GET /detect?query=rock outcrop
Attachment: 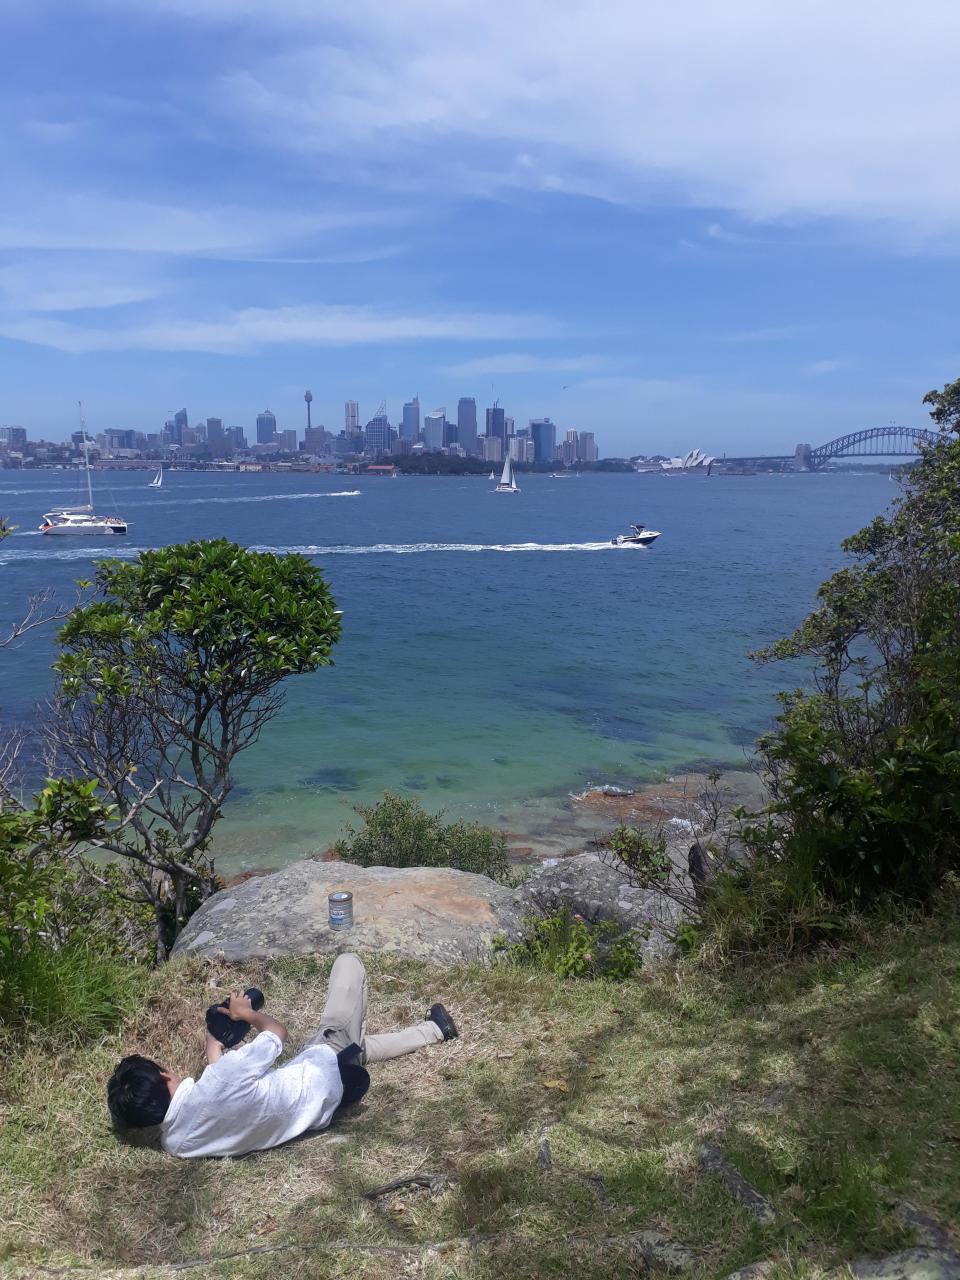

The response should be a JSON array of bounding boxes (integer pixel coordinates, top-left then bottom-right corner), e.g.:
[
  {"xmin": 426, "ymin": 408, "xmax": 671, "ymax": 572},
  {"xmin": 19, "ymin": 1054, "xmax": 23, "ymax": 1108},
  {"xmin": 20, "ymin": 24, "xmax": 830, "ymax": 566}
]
[
  {"xmin": 172, "ymin": 861, "xmax": 527, "ymax": 964},
  {"xmin": 173, "ymin": 850, "xmax": 689, "ymax": 965},
  {"xmin": 519, "ymin": 850, "xmax": 685, "ymax": 961}
]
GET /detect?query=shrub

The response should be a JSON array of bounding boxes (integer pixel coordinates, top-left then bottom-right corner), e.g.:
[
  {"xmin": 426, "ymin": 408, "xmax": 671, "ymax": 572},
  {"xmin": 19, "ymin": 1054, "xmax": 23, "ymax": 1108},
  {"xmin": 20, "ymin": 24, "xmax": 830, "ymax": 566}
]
[
  {"xmin": 333, "ymin": 792, "xmax": 510, "ymax": 881},
  {"xmin": 500, "ymin": 905, "xmax": 645, "ymax": 980},
  {"xmin": 739, "ymin": 379, "xmax": 960, "ymax": 917}
]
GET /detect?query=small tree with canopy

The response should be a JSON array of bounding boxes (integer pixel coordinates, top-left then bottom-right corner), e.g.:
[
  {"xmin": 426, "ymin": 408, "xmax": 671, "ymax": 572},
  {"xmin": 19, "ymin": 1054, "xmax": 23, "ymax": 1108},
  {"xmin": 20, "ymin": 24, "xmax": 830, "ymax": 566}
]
[{"xmin": 48, "ymin": 539, "xmax": 341, "ymax": 958}]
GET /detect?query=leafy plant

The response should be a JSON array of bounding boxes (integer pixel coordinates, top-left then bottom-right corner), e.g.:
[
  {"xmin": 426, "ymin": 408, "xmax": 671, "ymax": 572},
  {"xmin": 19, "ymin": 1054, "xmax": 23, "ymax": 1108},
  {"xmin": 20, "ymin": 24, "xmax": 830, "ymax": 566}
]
[
  {"xmin": 500, "ymin": 905, "xmax": 645, "ymax": 980},
  {"xmin": 333, "ymin": 791, "xmax": 510, "ymax": 881},
  {"xmin": 47, "ymin": 540, "xmax": 341, "ymax": 958},
  {"xmin": 742, "ymin": 380, "xmax": 960, "ymax": 911}
]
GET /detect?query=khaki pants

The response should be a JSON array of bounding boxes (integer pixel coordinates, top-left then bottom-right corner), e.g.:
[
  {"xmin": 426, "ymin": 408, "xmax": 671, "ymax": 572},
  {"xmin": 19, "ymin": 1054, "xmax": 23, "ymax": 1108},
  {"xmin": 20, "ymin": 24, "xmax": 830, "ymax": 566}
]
[{"xmin": 306, "ymin": 953, "xmax": 443, "ymax": 1064}]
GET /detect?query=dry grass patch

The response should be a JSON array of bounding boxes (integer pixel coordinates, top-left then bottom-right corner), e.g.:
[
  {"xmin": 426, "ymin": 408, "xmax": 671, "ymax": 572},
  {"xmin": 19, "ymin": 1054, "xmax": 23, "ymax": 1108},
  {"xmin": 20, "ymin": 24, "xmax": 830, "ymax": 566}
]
[{"xmin": 2, "ymin": 913, "xmax": 960, "ymax": 1279}]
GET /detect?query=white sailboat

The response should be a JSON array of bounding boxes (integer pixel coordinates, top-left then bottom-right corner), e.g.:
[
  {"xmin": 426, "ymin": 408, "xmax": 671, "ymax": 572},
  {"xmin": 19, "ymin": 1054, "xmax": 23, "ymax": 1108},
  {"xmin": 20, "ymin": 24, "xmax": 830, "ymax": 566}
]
[
  {"xmin": 149, "ymin": 464, "xmax": 163, "ymax": 488},
  {"xmin": 40, "ymin": 406, "xmax": 128, "ymax": 536},
  {"xmin": 494, "ymin": 455, "xmax": 520, "ymax": 493}
]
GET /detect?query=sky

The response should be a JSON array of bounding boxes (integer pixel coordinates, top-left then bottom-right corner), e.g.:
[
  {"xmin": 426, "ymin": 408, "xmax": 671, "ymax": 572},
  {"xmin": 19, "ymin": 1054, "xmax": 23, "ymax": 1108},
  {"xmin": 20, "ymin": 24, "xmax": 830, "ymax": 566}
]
[{"xmin": 2, "ymin": 0, "xmax": 960, "ymax": 455}]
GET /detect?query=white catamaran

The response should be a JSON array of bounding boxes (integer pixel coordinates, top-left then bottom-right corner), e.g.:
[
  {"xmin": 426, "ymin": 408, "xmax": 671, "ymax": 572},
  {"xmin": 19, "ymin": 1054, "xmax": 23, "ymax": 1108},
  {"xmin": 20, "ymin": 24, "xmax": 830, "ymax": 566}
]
[
  {"xmin": 40, "ymin": 407, "xmax": 128, "ymax": 536},
  {"xmin": 494, "ymin": 455, "xmax": 520, "ymax": 493},
  {"xmin": 149, "ymin": 464, "xmax": 163, "ymax": 488}
]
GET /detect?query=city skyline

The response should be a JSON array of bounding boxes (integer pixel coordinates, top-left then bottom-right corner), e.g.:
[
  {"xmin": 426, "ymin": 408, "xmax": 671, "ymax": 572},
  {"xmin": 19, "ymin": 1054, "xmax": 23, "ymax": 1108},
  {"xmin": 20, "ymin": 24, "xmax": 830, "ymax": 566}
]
[{"xmin": 2, "ymin": 3, "xmax": 960, "ymax": 453}]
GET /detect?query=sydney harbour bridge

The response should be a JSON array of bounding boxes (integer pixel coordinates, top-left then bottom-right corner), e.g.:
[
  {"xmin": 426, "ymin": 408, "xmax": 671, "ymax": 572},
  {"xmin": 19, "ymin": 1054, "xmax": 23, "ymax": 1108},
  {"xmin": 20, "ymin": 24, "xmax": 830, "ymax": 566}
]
[{"xmin": 721, "ymin": 424, "xmax": 939, "ymax": 471}]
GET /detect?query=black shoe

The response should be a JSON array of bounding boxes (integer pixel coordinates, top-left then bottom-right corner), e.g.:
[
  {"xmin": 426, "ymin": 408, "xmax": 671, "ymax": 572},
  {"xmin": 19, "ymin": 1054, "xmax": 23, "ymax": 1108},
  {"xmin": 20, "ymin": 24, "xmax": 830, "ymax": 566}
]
[{"xmin": 429, "ymin": 1003, "xmax": 459, "ymax": 1041}]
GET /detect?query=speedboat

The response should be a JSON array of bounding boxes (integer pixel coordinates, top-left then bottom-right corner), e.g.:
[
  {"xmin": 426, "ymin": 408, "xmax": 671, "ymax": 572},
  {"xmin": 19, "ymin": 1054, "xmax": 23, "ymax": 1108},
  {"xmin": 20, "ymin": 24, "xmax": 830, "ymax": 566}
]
[{"xmin": 612, "ymin": 522, "xmax": 660, "ymax": 546}]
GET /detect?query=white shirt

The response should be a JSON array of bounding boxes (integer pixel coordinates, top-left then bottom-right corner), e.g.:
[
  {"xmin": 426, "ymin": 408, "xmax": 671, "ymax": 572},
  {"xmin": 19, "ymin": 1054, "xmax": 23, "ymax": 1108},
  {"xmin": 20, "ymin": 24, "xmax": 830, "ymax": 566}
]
[{"xmin": 161, "ymin": 1031, "xmax": 344, "ymax": 1159}]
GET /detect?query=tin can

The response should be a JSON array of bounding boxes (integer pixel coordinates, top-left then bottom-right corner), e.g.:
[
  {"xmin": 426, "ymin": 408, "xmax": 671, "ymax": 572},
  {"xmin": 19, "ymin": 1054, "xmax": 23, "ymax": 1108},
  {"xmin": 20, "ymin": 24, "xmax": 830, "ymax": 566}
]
[{"xmin": 329, "ymin": 891, "xmax": 354, "ymax": 930}]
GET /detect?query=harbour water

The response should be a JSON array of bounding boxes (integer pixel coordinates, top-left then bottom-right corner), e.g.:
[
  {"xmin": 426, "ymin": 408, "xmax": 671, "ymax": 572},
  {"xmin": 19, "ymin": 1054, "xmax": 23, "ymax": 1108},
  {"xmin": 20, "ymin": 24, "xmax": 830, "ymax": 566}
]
[{"xmin": 0, "ymin": 468, "xmax": 893, "ymax": 873}]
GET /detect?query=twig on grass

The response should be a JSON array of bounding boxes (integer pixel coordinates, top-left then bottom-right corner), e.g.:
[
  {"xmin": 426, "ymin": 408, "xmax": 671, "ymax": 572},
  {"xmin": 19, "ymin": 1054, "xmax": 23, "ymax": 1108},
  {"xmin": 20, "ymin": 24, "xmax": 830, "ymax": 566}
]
[{"xmin": 364, "ymin": 1172, "xmax": 452, "ymax": 1200}]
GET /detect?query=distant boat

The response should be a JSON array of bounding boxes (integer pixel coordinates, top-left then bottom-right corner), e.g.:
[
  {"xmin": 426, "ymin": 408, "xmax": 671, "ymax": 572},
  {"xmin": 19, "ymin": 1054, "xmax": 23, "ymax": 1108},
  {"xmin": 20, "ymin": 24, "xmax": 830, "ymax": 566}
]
[
  {"xmin": 494, "ymin": 456, "xmax": 520, "ymax": 493},
  {"xmin": 550, "ymin": 471, "xmax": 574, "ymax": 478},
  {"xmin": 488, "ymin": 470, "xmax": 495, "ymax": 480},
  {"xmin": 149, "ymin": 464, "xmax": 163, "ymax": 488},
  {"xmin": 40, "ymin": 405, "xmax": 128, "ymax": 537}
]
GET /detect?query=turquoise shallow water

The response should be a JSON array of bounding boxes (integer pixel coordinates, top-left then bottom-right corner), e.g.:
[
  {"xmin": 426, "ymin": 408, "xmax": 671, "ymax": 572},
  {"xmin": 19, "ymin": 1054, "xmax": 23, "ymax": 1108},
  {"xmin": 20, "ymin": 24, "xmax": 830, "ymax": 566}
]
[{"xmin": 0, "ymin": 468, "xmax": 893, "ymax": 871}]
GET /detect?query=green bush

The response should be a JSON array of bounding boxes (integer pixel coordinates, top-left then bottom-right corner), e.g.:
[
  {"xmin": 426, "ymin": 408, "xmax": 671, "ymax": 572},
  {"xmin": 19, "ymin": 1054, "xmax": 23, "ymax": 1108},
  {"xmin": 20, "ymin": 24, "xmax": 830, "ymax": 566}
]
[
  {"xmin": 333, "ymin": 792, "xmax": 510, "ymax": 881},
  {"xmin": 500, "ymin": 905, "xmax": 645, "ymax": 980},
  {"xmin": 735, "ymin": 379, "xmax": 960, "ymax": 923}
]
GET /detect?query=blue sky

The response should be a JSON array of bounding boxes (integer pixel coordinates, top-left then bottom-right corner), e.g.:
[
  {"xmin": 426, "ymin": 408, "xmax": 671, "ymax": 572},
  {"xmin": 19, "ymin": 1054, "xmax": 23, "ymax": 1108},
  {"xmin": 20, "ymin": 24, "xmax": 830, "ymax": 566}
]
[{"xmin": 2, "ymin": 0, "xmax": 959, "ymax": 454}]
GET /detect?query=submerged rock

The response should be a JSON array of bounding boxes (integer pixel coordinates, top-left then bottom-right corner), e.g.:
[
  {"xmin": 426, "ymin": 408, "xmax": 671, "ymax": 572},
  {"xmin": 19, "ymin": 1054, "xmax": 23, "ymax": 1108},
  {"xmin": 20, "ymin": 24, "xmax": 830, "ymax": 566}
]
[{"xmin": 172, "ymin": 860, "xmax": 527, "ymax": 964}]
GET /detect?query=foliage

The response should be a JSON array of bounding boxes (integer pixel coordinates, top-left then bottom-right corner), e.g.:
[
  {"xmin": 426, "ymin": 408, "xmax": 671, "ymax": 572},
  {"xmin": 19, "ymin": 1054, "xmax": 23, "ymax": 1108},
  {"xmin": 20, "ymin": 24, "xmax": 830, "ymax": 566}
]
[
  {"xmin": 500, "ymin": 904, "xmax": 645, "ymax": 979},
  {"xmin": 48, "ymin": 539, "xmax": 341, "ymax": 958},
  {"xmin": 0, "ymin": 780, "xmax": 113, "ymax": 970},
  {"xmin": 740, "ymin": 378, "xmax": 960, "ymax": 912},
  {"xmin": 333, "ymin": 791, "xmax": 510, "ymax": 880}
]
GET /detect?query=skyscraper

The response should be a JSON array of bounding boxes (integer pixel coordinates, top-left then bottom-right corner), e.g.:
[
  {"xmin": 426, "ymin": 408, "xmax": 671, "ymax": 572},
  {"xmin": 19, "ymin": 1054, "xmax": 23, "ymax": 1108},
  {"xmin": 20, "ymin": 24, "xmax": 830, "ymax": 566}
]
[
  {"xmin": 206, "ymin": 417, "xmax": 225, "ymax": 455},
  {"xmin": 578, "ymin": 431, "xmax": 598, "ymax": 462},
  {"xmin": 423, "ymin": 410, "xmax": 446, "ymax": 451},
  {"xmin": 401, "ymin": 397, "xmax": 420, "ymax": 442},
  {"xmin": 530, "ymin": 418, "xmax": 557, "ymax": 464},
  {"xmin": 457, "ymin": 398, "xmax": 478, "ymax": 455},
  {"xmin": 485, "ymin": 402, "xmax": 505, "ymax": 442},
  {"xmin": 256, "ymin": 410, "xmax": 277, "ymax": 444},
  {"xmin": 364, "ymin": 409, "xmax": 391, "ymax": 457},
  {"xmin": 279, "ymin": 429, "xmax": 298, "ymax": 453},
  {"xmin": 345, "ymin": 401, "xmax": 359, "ymax": 432},
  {"xmin": 169, "ymin": 408, "xmax": 188, "ymax": 446}
]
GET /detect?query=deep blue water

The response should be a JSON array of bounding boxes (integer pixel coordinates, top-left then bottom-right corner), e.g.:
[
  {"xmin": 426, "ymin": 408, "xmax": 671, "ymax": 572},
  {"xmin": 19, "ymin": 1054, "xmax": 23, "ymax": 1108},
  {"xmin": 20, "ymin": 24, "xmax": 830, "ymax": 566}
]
[{"xmin": 0, "ymin": 468, "xmax": 893, "ymax": 869}]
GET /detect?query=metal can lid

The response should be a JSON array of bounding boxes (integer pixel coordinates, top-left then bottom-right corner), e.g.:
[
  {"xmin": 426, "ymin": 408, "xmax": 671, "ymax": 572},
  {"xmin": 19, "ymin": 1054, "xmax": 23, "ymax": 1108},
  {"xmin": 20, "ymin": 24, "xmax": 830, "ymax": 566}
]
[{"xmin": 329, "ymin": 891, "xmax": 353, "ymax": 903}]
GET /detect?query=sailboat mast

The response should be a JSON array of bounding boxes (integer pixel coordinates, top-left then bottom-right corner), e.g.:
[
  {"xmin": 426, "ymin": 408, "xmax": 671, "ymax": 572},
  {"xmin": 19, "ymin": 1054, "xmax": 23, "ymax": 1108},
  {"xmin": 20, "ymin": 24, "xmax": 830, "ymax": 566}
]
[{"xmin": 79, "ymin": 401, "xmax": 94, "ymax": 508}]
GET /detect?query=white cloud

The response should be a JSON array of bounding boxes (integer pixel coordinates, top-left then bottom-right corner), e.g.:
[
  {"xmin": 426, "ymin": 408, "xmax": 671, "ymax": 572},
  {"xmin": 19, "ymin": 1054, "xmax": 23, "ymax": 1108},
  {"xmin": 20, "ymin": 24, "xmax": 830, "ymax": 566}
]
[
  {"xmin": 113, "ymin": 0, "xmax": 960, "ymax": 238},
  {"xmin": 20, "ymin": 119, "xmax": 83, "ymax": 143},
  {"xmin": 806, "ymin": 359, "xmax": 843, "ymax": 376},
  {"xmin": 444, "ymin": 353, "xmax": 608, "ymax": 376},
  {"xmin": 0, "ymin": 303, "xmax": 559, "ymax": 354},
  {"xmin": 0, "ymin": 195, "xmax": 390, "ymax": 256},
  {"xmin": 0, "ymin": 263, "xmax": 163, "ymax": 312}
]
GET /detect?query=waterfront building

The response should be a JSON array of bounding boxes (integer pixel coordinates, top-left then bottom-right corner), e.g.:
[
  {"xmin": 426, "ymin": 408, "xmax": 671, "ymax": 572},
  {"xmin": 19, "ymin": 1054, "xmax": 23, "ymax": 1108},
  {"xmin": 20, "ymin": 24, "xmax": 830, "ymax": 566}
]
[
  {"xmin": 481, "ymin": 435, "xmax": 503, "ymax": 463},
  {"xmin": 256, "ymin": 410, "xmax": 277, "ymax": 444},
  {"xmin": 226, "ymin": 425, "xmax": 247, "ymax": 450},
  {"xmin": 457, "ymin": 397, "xmax": 478, "ymax": 455},
  {"xmin": 345, "ymin": 400, "xmax": 360, "ymax": 432},
  {"xmin": 401, "ymin": 396, "xmax": 420, "ymax": 442},
  {"xmin": 0, "ymin": 426, "xmax": 28, "ymax": 448},
  {"xmin": 423, "ymin": 410, "xmax": 446, "ymax": 452},
  {"xmin": 485, "ymin": 403, "xmax": 505, "ymax": 442},
  {"xmin": 278, "ymin": 429, "xmax": 298, "ymax": 453},
  {"xmin": 104, "ymin": 428, "xmax": 137, "ymax": 452},
  {"xmin": 530, "ymin": 418, "xmax": 557, "ymax": 464}
]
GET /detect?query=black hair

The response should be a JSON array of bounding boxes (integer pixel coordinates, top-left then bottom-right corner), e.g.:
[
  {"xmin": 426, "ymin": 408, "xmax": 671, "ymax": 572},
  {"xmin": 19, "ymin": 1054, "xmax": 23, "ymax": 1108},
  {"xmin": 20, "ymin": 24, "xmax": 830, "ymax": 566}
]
[{"xmin": 107, "ymin": 1055, "xmax": 171, "ymax": 1129}]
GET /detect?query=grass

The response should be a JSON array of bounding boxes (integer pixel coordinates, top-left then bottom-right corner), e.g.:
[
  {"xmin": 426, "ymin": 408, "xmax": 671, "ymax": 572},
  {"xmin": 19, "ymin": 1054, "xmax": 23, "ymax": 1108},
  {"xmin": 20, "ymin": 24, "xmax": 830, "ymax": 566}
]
[{"xmin": 2, "ymin": 908, "xmax": 959, "ymax": 1280}]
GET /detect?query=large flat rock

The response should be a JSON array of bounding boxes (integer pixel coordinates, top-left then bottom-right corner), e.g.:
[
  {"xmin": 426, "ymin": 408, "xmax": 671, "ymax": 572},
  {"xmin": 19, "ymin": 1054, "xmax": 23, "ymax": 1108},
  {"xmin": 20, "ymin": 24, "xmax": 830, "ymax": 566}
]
[{"xmin": 172, "ymin": 860, "xmax": 527, "ymax": 964}]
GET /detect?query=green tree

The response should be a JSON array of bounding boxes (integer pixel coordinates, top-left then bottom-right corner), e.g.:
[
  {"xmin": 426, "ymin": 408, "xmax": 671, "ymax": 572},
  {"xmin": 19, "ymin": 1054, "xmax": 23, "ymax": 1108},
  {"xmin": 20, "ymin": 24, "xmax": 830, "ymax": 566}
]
[
  {"xmin": 48, "ymin": 539, "xmax": 341, "ymax": 957},
  {"xmin": 747, "ymin": 378, "xmax": 960, "ymax": 907}
]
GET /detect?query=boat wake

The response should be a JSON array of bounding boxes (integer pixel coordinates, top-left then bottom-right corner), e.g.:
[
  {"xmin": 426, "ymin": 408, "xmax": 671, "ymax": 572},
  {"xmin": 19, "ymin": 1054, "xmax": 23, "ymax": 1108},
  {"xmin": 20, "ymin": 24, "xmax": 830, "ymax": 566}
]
[
  {"xmin": 264, "ymin": 540, "xmax": 635, "ymax": 556},
  {"xmin": 0, "ymin": 538, "xmax": 649, "ymax": 563},
  {"xmin": 148, "ymin": 490, "xmax": 362, "ymax": 506}
]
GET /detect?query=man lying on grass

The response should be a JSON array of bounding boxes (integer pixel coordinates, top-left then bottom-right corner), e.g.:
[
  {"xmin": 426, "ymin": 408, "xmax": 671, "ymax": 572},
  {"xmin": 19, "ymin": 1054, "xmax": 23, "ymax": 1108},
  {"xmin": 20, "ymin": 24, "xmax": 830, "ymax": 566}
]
[{"xmin": 107, "ymin": 953, "xmax": 459, "ymax": 1158}]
